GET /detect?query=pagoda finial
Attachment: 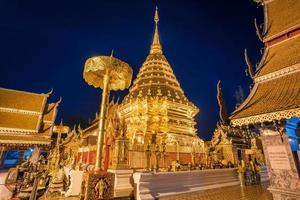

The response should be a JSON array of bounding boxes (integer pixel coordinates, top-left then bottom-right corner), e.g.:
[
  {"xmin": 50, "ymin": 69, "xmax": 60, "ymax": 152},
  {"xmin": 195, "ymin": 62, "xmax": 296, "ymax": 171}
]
[
  {"xmin": 150, "ymin": 6, "xmax": 162, "ymax": 54},
  {"xmin": 154, "ymin": 6, "xmax": 159, "ymax": 23}
]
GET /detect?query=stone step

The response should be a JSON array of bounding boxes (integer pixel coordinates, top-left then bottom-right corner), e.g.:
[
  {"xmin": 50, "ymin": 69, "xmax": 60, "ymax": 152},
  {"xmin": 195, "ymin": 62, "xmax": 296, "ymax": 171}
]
[
  {"xmin": 139, "ymin": 176, "xmax": 239, "ymax": 191},
  {"xmin": 134, "ymin": 169, "xmax": 240, "ymax": 200}
]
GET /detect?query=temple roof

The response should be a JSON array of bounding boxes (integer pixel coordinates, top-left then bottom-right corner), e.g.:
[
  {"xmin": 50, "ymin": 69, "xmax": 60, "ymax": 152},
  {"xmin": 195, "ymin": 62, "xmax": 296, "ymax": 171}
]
[
  {"xmin": 263, "ymin": 0, "xmax": 300, "ymax": 42},
  {"xmin": 0, "ymin": 87, "xmax": 58, "ymax": 146},
  {"xmin": 231, "ymin": 71, "xmax": 300, "ymax": 126},
  {"xmin": 122, "ymin": 8, "xmax": 197, "ymax": 110},
  {"xmin": 230, "ymin": 1, "xmax": 300, "ymax": 126},
  {"xmin": 0, "ymin": 112, "xmax": 40, "ymax": 131},
  {"xmin": 256, "ymin": 35, "xmax": 300, "ymax": 77},
  {"xmin": 0, "ymin": 134, "xmax": 50, "ymax": 146},
  {"xmin": 0, "ymin": 87, "xmax": 47, "ymax": 112}
]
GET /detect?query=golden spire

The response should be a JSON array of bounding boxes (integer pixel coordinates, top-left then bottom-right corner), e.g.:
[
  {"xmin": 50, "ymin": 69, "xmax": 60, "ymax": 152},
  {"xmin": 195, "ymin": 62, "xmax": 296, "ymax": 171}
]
[{"xmin": 150, "ymin": 6, "xmax": 162, "ymax": 54}]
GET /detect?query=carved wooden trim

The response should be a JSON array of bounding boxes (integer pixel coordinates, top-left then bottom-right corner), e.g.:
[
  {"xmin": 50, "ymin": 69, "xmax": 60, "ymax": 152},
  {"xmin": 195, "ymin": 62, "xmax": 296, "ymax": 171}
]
[{"xmin": 231, "ymin": 108, "xmax": 300, "ymax": 127}]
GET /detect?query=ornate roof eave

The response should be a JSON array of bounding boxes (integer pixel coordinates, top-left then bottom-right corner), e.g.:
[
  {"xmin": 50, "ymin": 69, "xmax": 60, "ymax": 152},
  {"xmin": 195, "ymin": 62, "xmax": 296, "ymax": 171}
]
[
  {"xmin": 255, "ymin": 63, "xmax": 300, "ymax": 83},
  {"xmin": 230, "ymin": 68, "xmax": 300, "ymax": 127},
  {"xmin": 0, "ymin": 127, "xmax": 38, "ymax": 134},
  {"xmin": 0, "ymin": 135, "xmax": 51, "ymax": 146},
  {"xmin": 231, "ymin": 107, "xmax": 300, "ymax": 127}
]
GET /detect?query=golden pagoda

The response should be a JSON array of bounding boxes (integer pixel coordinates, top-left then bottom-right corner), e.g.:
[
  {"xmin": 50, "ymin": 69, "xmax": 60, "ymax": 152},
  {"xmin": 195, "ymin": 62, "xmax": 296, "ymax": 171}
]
[{"xmin": 119, "ymin": 8, "xmax": 204, "ymax": 169}]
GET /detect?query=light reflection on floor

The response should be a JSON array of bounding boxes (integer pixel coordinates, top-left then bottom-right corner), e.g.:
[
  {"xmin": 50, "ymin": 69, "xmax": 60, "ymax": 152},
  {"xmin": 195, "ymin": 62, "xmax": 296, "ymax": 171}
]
[
  {"xmin": 0, "ymin": 170, "xmax": 272, "ymax": 200},
  {"xmin": 160, "ymin": 182, "xmax": 273, "ymax": 200}
]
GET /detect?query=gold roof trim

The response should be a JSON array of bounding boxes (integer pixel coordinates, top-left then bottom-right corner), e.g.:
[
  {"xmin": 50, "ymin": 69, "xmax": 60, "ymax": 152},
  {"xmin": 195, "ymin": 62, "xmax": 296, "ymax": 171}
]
[
  {"xmin": 255, "ymin": 63, "xmax": 300, "ymax": 83},
  {"xmin": 230, "ymin": 71, "xmax": 300, "ymax": 125},
  {"xmin": 0, "ymin": 127, "xmax": 37, "ymax": 134},
  {"xmin": 231, "ymin": 108, "xmax": 300, "ymax": 127},
  {"xmin": 0, "ymin": 107, "xmax": 40, "ymax": 115},
  {"xmin": 0, "ymin": 135, "xmax": 50, "ymax": 145}
]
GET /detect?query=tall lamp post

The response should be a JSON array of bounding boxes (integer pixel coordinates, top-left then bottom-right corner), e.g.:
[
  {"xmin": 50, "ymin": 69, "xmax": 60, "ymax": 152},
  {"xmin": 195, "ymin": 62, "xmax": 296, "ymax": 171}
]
[{"xmin": 83, "ymin": 54, "xmax": 133, "ymax": 172}]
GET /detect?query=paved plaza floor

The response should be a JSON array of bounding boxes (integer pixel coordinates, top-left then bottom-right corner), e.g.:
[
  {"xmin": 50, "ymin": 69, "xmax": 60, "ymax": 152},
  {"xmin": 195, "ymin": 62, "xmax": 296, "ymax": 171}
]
[
  {"xmin": 161, "ymin": 182, "xmax": 273, "ymax": 200},
  {"xmin": 42, "ymin": 183, "xmax": 273, "ymax": 200},
  {"xmin": 0, "ymin": 170, "xmax": 272, "ymax": 200}
]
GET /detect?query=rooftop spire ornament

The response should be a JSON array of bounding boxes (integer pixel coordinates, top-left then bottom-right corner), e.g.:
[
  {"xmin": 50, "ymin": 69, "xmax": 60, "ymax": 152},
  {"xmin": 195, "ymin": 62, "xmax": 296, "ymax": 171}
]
[
  {"xmin": 83, "ymin": 53, "xmax": 133, "ymax": 172},
  {"xmin": 150, "ymin": 6, "xmax": 162, "ymax": 54}
]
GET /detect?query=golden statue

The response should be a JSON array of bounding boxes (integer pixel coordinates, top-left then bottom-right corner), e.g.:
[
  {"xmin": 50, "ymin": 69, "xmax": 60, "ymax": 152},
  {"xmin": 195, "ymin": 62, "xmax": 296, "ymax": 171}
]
[{"xmin": 94, "ymin": 178, "xmax": 107, "ymax": 199}]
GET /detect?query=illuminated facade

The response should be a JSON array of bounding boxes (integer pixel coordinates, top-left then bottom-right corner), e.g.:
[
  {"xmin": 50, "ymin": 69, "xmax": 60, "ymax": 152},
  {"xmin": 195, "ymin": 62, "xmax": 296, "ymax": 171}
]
[
  {"xmin": 118, "ymin": 8, "xmax": 204, "ymax": 169},
  {"xmin": 73, "ymin": 8, "xmax": 205, "ymax": 170}
]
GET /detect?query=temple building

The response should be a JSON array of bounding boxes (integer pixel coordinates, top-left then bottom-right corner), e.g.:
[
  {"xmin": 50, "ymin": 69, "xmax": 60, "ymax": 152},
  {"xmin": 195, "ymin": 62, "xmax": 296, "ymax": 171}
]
[
  {"xmin": 73, "ymin": 8, "xmax": 205, "ymax": 171},
  {"xmin": 229, "ymin": 0, "xmax": 300, "ymax": 199},
  {"xmin": 119, "ymin": 8, "xmax": 204, "ymax": 169},
  {"xmin": 0, "ymin": 87, "xmax": 60, "ymax": 168},
  {"xmin": 76, "ymin": 101, "xmax": 120, "ymax": 170}
]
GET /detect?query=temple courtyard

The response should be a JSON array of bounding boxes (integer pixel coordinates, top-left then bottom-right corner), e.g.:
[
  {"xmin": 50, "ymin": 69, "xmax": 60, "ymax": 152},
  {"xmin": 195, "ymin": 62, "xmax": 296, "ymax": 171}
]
[
  {"xmin": 0, "ymin": 0, "xmax": 300, "ymax": 200},
  {"xmin": 0, "ymin": 170, "xmax": 272, "ymax": 200}
]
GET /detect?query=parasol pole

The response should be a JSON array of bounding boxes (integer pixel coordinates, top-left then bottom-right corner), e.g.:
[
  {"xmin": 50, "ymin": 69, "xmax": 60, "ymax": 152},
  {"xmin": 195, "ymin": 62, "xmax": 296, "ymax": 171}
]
[
  {"xmin": 83, "ymin": 52, "xmax": 132, "ymax": 173},
  {"xmin": 95, "ymin": 71, "xmax": 110, "ymax": 172}
]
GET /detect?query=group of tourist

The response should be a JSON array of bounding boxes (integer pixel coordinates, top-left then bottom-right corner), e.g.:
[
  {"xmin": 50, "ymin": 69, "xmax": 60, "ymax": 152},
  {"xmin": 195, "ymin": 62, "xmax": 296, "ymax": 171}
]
[
  {"xmin": 237, "ymin": 156, "xmax": 261, "ymax": 185},
  {"xmin": 167, "ymin": 160, "xmax": 236, "ymax": 172}
]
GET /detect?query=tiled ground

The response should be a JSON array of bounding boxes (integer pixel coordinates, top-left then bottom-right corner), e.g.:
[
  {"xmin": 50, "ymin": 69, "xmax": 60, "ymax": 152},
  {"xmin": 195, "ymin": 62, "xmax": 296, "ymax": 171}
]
[
  {"xmin": 0, "ymin": 170, "xmax": 272, "ymax": 200},
  {"xmin": 161, "ymin": 182, "xmax": 273, "ymax": 200}
]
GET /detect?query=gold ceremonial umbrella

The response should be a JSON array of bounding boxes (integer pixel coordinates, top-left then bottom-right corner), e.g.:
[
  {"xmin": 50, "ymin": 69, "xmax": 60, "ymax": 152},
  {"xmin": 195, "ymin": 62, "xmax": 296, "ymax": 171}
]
[
  {"xmin": 83, "ymin": 55, "xmax": 133, "ymax": 172},
  {"xmin": 83, "ymin": 56, "xmax": 132, "ymax": 90}
]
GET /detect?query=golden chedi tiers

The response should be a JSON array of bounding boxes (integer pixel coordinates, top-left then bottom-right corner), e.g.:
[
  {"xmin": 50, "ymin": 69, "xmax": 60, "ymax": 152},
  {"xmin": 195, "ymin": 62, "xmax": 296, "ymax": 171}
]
[{"xmin": 119, "ymin": 8, "xmax": 204, "ymax": 169}]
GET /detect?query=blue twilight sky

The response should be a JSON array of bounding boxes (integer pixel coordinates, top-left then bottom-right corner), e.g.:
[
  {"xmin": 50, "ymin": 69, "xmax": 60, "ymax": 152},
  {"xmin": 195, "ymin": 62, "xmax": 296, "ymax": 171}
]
[{"xmin": 0, "ymin": 0, "xmax": 263, "ymax": 140}]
